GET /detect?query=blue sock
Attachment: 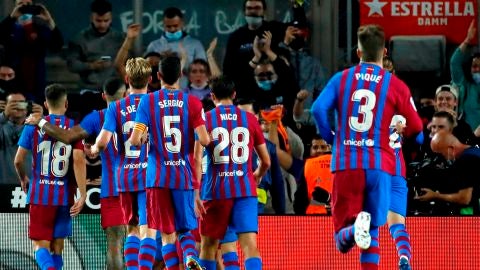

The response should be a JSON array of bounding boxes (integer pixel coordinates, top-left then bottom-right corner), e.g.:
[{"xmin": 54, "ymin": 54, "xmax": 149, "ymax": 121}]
[
  {"xmin": 161, "ymin": 243, "xmax": 179, "ymax": 269},
  {"xmin": 139, "ymin": 238, "xmax": 157, "ymax": 269},
  {"xmin": 199, "ymin": 259, "xmax": 216, "ymax": 270},
  {"xmin": 35, "ymin": 248, "xmax": 55, "ymax": 270},
  {"xmin": 178, "ymin": 231, "xmax": 199, "ymax": 261},
  {"xmin": 51, "ymin": 254, "xmax": 63, "ymax": 269},
  {"xmin": 155, "ymin": 232, "xmax": 163, "ymax": 263},
  {"xmin": 222, "ymin": 252, "xmax": 240, "ymax": 270},
  {"xmin": 124, "ymin": 235, "xmax": 140, "ymax": 270},
  {"xmin": 245, "ymin": 257, "xmax": 262, "ymax": 270},
  {"xmin": 389, "ymin": 223, "xmax": 412, "ymax": 261},
  {"xmin": 360, "ymin": 226, "xmax": 380, "ymax": 268},
  {"xmin": 334, "ymin": 225, "xmax": 355, "ymax": 253}
]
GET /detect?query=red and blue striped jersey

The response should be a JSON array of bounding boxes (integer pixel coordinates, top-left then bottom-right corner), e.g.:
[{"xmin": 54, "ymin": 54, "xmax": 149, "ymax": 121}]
[
  {"xmin": 102, "ymin": 94, "xmax": 148, "ymax": 192},
  {"xmin": 135, "ymin": 89, "xmax": 205, "ymax": 189},
  {"xmin": 18, "ymin": 115, "xmax": 80, "ymax": 206},
  {"xmin": 312, "ymin": 63, "xmax": 422, "ymax": 175},
  {"xmin": 201, "ymin": 105, "xmax": 265, "ymax": 200},
  {"xmin": 80, "ymin": 109, "xmax": 118, "ymax": 198}
]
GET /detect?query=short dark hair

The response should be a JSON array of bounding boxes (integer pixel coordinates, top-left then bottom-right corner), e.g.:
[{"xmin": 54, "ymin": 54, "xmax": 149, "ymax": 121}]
[
  {"xmin": 312, "ymin": 134, "xmax": 324, "ymax": 141},
  {"xmin": 357, "ymin": 24, "xmax": 385, "ymax": 62},
  {"xmin": 163, "ymin": 7, "xmax": 183, "ymax": 19},
  {"xmin": 210, "ymin": 76, "xmax": 235, "ymax": 100},
  {"xmin": 103, "ymin": 77, "xmax": 125, "ymax": 96},
  {"xmin": 45, "ymin": 84, "xmax": 67, "ymax": 108},
  {"xmin": 188, "ymin": 59, "xmax": 210, "ymax": 77},
  {"xmin": 91, "ymin": 0, "xmax": 112, "ymax": 15},
  {"xmin": 160, "ymin": 55, "xmax": 181, "ymax": 85},
  {"xmin": 243, "ymin": 0, "xmax": 267, "ymax": 11},
  {"xmin": 432, "ymin": 111, "xmax": 456, "ymax": 127}
]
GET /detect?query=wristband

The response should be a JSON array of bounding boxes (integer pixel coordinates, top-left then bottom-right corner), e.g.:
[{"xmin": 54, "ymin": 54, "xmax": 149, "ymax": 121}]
[{"xmin": 38, "ymin": 119, "xmax": 47, "ymax": 129}]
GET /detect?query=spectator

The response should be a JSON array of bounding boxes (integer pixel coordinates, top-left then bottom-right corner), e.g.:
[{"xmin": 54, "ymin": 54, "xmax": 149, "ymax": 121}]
[
  {"xmin": 0, "ymin": 90, "xmax": 42, "ymax": 184},
  {"xmin": 223, "ymin": 0, "xmax": 290, "ymax": 99},
  {"xmin": 67, "ymin": 0, "xmax": 125, "ymax": 91},
  {"xmin": 0, "ymin": 63, "xmax": 17, "ymax": 110},
  {"xmin": 450, "ymin": 20, "xmax": 480, "ymax": 131},
  {"xmin": 145, "ymin": 7, "xmax": 206, "ymax": 88},
  {"xmin": 415, "ymin": 131, "xmax": 480, "ymax": 215},
  {"xmin": 293, "ymin": 135, "xmax": 333, "ymax": 215},
  {"xmin": 0, "ymin": 0, "xmax": 63, "ymax": 103}
]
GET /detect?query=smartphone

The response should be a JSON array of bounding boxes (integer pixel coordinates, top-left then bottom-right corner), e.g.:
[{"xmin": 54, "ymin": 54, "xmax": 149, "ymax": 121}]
[
  {"xmin": 16, "ymin": 101, "xmax": 28, "ymax": 110},
  {"xmin": 100, "ymin": 56, "xmax": 112, "ymax": 61}
]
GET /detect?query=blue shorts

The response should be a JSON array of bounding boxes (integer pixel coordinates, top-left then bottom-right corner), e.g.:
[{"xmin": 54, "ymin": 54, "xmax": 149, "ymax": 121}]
[
  {"xmin": 172, "ymin": 189, "xmax": 197, "ymax": 232},
  {"xmin": 29, "ymin": 205, "xmax": 72, "ymax": 241},
  {"xmin": 220, "ymin": 226, "xmax": 237, "ymax": 244},
  {"xmin": 332, "ymin": 169, "xmax": 391, "ymax": 232},
  {"xmin": 389, "ymin": 176, "xmax": 408, "ymax": 217}
]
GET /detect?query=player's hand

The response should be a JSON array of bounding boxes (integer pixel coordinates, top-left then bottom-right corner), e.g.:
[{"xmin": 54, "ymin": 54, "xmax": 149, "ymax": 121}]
[
  {"xmin": 90, "ymin": 144, "xmax": 100, "ymax": 156},
  {"xmin": 70, "ymin": 195, "xmax": 86, "ymax": 217},
  {"xmin": 20, "ymin": 176, "xmax": 29, "ymax": 193},
  {"xmin": 414, "ymin": 188, "xmax": 437, "ymax": 201},
  {"xmin": 25, "ymin": 112, "xmax": 43, "ymax": 125},
  {"xmin": 194, "ymin": 192, "xmax": 206, "ymax": 219}
]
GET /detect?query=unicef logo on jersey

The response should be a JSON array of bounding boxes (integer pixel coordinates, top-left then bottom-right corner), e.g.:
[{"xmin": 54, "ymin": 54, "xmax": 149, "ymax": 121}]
[
  {"xmin": 219, "ymin": 170, "xmax": 244, "ymax": 177},
  {"xmin": 343, "ymin": 138, "xmax": 375, "ymax": 147},
  {"xmin": 164, "ymin": 159, "xmax": 186, "ymax": 166}
]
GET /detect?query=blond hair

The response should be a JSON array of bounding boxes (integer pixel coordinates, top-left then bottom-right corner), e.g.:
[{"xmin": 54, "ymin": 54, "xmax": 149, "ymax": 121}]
[{"xmin": 125, "ymin": 57, "xmax": 151, "ymax": 89}]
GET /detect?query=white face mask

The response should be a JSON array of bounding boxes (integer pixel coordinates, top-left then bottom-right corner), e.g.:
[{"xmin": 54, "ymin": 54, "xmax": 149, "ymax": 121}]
[{"xmin": 190, "ymin": 82, "xmax": 208, "ymax": 90}]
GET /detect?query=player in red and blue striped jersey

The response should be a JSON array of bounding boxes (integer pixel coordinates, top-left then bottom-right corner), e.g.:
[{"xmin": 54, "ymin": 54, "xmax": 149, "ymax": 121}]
[
  {"xmin": 311, "ymin": 25, "xmax": 422, "ymax": 270},
  {"xmin": 197, "ymin": 76, "xmax": 270, "ymax": 270},
  {"xmin": 130, "ymin": 55, "xmax": 210, "ymax": 270},
  {"xmin": 15, "ymin": 84, "xmax": 87, "ymax": 270},
  {"xmin": 92, "ymin": 58, "xmax": 154, "ymax": 270},
  {"xmin": 24, "ymin": 78, "xmax": 128, "ymax": 269}
]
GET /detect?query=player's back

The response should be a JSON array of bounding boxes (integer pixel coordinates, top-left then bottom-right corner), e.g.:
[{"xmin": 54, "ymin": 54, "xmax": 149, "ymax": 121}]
[
  {"xmin": 329, "ymin": 63, "xmax": 420, "ymax": 174},
  {"xmin": 105, "ymin": 93, "xmax": 148, "ymax": 192},
  {"xmin": 81, "ymin": 109, "xmax": 118, "ymax": 197},
  {"xmin": 137, "ymin": 89, "xmax": 201, "ymax": 189},
  {"xmin": 23, "ymin": 115, "xmax": 76, "ymax": 206},
  {"xmin": 202, "ymin": 105, "xmax": 264, "ymax": 200}
]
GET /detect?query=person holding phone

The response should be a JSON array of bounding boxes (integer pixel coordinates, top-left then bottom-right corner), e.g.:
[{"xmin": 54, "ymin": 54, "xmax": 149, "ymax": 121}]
[
  {"xmin": 0, "ymin": 90, "xmax": 43, "ymax": 184},
  {"xmin": 67, "ymin": 0, "xmax": 125, "ymax": 92}
]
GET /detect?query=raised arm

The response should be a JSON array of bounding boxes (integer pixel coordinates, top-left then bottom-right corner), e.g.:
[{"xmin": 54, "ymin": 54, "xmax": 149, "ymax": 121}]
[{"xmin": 114, "ymin": 24, "xmax": 141, "ymax": 78}]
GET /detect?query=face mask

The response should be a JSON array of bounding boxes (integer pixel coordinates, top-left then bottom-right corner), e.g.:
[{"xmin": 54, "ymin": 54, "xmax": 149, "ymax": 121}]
[
  {"xmin": 257, "ymin": 80, "xmax": 275, "ymax": 91},
  {"xmin": 245, "ymin": 16, "xmax": 263, "ymax": 28},
  {"xmin": 191, "ymin": 82, "xmax": 208, "ymax": 90},
  {"xmin": 472, "ymin": 73, "xmax": 480, "ymax": 84},
  {"xmin": 165, "ymin": 30, "xmax": 183, "ymax": 41}
]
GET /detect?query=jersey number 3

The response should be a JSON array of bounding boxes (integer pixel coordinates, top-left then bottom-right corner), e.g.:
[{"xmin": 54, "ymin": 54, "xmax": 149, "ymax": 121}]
[{"xmin": 349, "ymin": 89, "xmax": 376, "ymax": 132}]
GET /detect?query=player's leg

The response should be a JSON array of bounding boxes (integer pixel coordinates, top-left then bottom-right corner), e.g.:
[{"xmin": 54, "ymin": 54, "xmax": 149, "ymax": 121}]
[
  {"xmin": 50, "ymin": 205, "xmax": 72, "ymax": 270},
  {"xmin": 147, "ymin": 187, "xmax": 180, "ymax": 270},
  {"xmin": 137, "ymin": 190, "xmax": 158, "ymax": 270},
  {"xmin": 29, "ymin": 204, "xmax": 60, "ymax": 270},
  {"xmin": 50, "ymin": 238, "xmax": 64, "ymax": 270},
  {"xmin": 120, "ymin": 192, "xmax": 141, "ymax": 269},
  {"xmin": 33, "ymin": 240, "xmax": 55, "ymax": 270},
  {"xmin": 101, "ymin": 196, "xmax": 127, "ymax": 270},
  {"xmin": 171, "ymin": 189, "xmax": 201, "ymax": 269},
  {"xmin": 200, "ymin": 199, "xmax": 234, "ymax": 270},
  {"xmin": 233, "ymin": 197, "xmax": 261, "ymax": 270},
  {"xmin": 153, "ymin": 231, "xmax": 166, "ymax": 270},
  {"xmin": 361, "ymin": 169, "xmax": 391, "ymax": 270},
  {"xmin": 220, "ymin": 229, "xmax": 240, "ymax": 270},
  {"xmin": 331, "ymin": 170, "xmax": 366, "ymax": 253},
  {"xmin": 388, "ymin": 176, "xmax": 412, "ymax": 270}
]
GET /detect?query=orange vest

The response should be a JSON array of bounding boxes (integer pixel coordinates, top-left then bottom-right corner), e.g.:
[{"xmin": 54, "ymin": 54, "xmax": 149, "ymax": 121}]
[{"xmin": 303, "ymin": 154, "xmax": 333, "ymax": 214}]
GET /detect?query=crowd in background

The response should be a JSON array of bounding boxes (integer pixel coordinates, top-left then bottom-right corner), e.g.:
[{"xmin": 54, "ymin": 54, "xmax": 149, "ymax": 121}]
[{"xmin": 1, "ymin": 0, "xmax": 480, "ymax": 216}]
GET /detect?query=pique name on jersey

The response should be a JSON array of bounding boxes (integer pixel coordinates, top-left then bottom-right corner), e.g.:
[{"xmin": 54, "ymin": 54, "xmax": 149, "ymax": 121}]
[
  {"xmin": 120, "ymin": 105, "xmax": 137, "ymax": 116},
  {"xmin": 355, "ymin": 73, "xmax": 382, "ymax": 83},
  {"xmin": 158, "ymin": 100, "xmax": 184, "ymax": 108},
  {"xmin": 220, "ymin": 113, "xmax": 237, "ymax": 121}
]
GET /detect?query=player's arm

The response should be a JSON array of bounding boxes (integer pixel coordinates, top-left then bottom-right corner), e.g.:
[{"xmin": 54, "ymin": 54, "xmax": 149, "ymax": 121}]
[
  {"xmin": 130, "ymin": 95, "xmax": 150, "ymax": 147},
  {"xmin": 193, "ymin": 140, "xmax": 206, "ymax": 217},
  {"xmin": 27, "ymin": 113, "xmax": 88, "ymax": 144},
  {"xmin": 14, "ymin": 147, "xmax": 30, "ymax": 193},
  {"xmin": 70, "ymin": 148, "xmax": 87, "ymax": 217},
  {"xmin": 130, "ymin": 123, "xmax": 147, "ymax": 146},
  {"xmin": 195, "ymin": 125, "xmax": 210, "ymax": 147},
  {"xmin": 253, "ymin": 143, "xmax": 271, "ymax": 184},
  {"xmin": 93, "ymin": 129, "xmax": 113, "ymax": 153},
  {"xmin": 93, "ymin": 103, "xmax": 117, "ymax": 154},
  {"xmin": 311, "ymin": 73, "xmax": 340, "ymax": 144}
]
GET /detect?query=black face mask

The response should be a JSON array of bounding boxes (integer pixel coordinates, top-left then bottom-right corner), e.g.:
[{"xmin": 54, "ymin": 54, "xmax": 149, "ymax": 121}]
[{"xmin": 289, "ymin": 38, "xmax": 305, "ymax": 51}]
